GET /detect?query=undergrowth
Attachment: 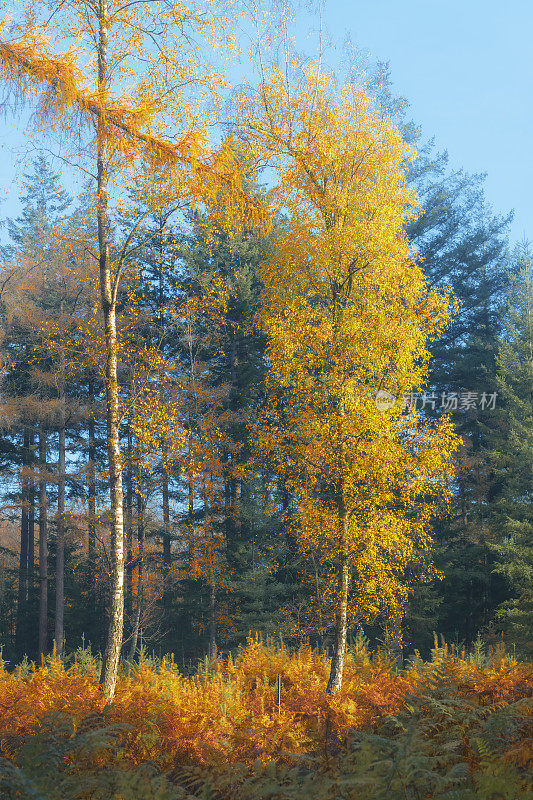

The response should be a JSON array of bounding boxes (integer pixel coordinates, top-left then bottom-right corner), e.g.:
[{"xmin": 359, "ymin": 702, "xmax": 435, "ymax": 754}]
[{"xmin": 0, "ymin": 636, "xmax": 531, "ymax": 799}]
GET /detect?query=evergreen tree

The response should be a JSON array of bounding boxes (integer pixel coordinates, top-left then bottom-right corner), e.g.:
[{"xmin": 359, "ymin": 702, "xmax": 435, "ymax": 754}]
[
  {"xmin": 485, "ymin": 245, "xmax": 533, "ymax": 656},
  {"xmin": 403, "ymin": 138, "xmax": 513, "ymax": 649},
  {"xmin": 8, "ymin": 154, "xmax": 71, "ymax": 251}
]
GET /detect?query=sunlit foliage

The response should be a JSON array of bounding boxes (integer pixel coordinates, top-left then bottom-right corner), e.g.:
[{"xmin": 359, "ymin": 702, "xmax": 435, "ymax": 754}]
[{"xmin": 236, "ymin": 64, "xmax": 459, "ymax": 686}]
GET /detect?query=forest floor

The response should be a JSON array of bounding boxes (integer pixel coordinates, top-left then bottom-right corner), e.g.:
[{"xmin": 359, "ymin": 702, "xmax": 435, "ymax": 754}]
[{"xmin": 0, "ymin": 637, "xmax": 531, "ymax": 799}]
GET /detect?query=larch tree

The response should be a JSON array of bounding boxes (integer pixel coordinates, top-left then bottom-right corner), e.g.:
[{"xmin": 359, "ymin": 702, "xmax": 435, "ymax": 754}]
[
  {"xmin": 240, "ymin": 65, "xmax": 459, "ymax": 690},
  {"xmin": 0, "ymin": 0, "xmax": 261, "ymax": 698}
]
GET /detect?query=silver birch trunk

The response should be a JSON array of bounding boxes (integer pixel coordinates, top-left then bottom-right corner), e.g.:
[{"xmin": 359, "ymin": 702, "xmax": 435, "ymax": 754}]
[
  {"xmin": 326, "ymin": 519, "xmax": 349, "ymax": 693},
  {"xmin": 97, "ymin": 0, "xmax": 124, "ymax": 700}
]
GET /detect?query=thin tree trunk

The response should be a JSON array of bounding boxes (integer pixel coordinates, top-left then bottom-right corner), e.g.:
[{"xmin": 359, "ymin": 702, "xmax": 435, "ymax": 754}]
[
  {"xmin": 128, "ymin": 474, "xmax": 144, "ymax": 661},
  {"xmin": 28, "ymin": 434, "xmax": 35, "ymax": 615},
  {"xmin": 326, "ymin": 501, "xmax": 349, "ymax": 693},
  {"xmin": 88, "ymin": 380, "xmax": 96, "ymax": 562},
  {"xmin": 128, "ymin": 585, "xmax": 142, "ymax": 662},
  {"xmin": 204, "ymin": 490, "xmax": 217, "ymax": 661},
  {"xmin": 208, "ymin": 579, "xmax": 217, "ymax": 660},
  {"xmin": 38, "ymin": 428, "xmax": 48, "ymax": 661},
  {"xmin": 459, "ymin": 473, "xmax": 468, "ymax": 527},
  {"xmin": 55, "ymin": 328, "xmax": 66, "ymax": 656},
  {"xmin": 162, "ymin": 463, "xmax": 171, "ymax": 609},
  {"xmin": 389, "ymin": 609, "xmax": 404, "ymax": 668},
  {"xmin": 162, "ymin": 466, "xmax": 171, "ymax": 568},
  {"xmin": 97, "ymin": 0, "xmax": 124, "ymax": 699},
  {"xmin": 15, "ymin": 428, "xmax": 30, "ymax": 658},
  {"xmin": 99, "ymin": 267, "xmax": 125, "ymax": 698},
  {"xmin": 158, "ymin": 221, "xmax": 172, "ymax": 578},
  {"xmin": 311, "ymin": 553, "xmax": 324, "ymax": 650},
  {"xmin": 125, "ymin": 424, "xmax": 133, "ymax": 619},
  {"xmin": 189, "ymin": 473, "xmax": 194, "ymax": 524}
]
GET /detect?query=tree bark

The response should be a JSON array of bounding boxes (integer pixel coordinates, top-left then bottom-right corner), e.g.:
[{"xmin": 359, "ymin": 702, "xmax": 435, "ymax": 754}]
[
  {"xmin": 158, "ymin": 220, "xmax": 172, "ymax": 578},
  {"xmin": 99, "ymin": 271, "xmax": 125, "ymax": 698},
  {"xmin": 15, "ymin": 428, "xmax": 30, "ymax": 658},
  {"xmin": 162, "ymin": 463, "xmax": 171, "ymax": 609},
  {"xmin": 162, "ymin": 466, "xmax": 171, "ymax": 568},
  {"xmin": 38, "ymin": 428, "xmax": 48, "ymax": 661},
  {"xmin": 97, "ymin": 0, "xmax": 124, "ymax": 700},
  {"xmin": 88, "ymin": 379, "xmax": 96, "ymax": 562},
  {"xmin": 208, "ymin": 579, "xmax": 217, "ymax": 660},
  {"xmin": 28, "ymin": 434, "xmax": 35, "ymax": 612},
  {"xmin": 389, "ymin": 609, "xmax": 404, "ymax": 668},
  {"xmin": 54, "ymin": 329, "xmax": 66, "ymax": 656},
  {"xmin": 326, "ymin": 501, "xmax": 349, "ymax": 693},
  {"xmin": 125, "ymin": 424, "xmax": 133, "ymax": 619},
  {"xmin": 128, "ymin": 474, "xmax": 144, "ymax": 661}
]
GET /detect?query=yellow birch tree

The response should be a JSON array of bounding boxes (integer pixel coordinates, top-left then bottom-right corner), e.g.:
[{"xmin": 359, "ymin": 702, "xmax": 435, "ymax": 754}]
[{"xmin": 241, "ymin": 65, "xmax": 459, "ymax": 690}]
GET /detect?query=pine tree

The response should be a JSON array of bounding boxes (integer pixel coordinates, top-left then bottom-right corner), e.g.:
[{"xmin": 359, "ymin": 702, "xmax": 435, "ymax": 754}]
[
  {"xmin": 180, "ymin": 197, "xmax": 289, "ymax": 655},
  {"xmin": 403, "ymin": 139, "xmax": 513, "ymax": 648},
  {"xmin": 7, "ymin": 154, "xmax": 71, "ymax": 250},
  {"xmin": 485, "ymin": 245, "xmax": 533, "ymax": 656},
  {"xmin": 1, "ymin": 156, "xmax": 73, "ymax": 660}
]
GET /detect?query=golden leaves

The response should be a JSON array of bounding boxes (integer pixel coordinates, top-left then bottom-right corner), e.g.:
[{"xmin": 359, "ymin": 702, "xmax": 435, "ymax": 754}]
[
  {"xmin": 0, "ymin": 8, "xmax": 264, "ymax": 234},
  {"xmin": 248, "ymin": 65, "xmax": 459, "ymax": 629}
]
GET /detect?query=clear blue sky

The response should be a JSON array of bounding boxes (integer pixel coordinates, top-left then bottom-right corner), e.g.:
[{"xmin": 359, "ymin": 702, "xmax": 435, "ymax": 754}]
[{"xmin": 1, "ymin": 0, "xmax": 531, "ymax": 244}]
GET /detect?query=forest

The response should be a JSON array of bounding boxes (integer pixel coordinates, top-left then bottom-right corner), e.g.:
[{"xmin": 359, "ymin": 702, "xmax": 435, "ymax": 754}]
[{"xmin": 0, "ymin": 0, "xmax": 531, "ymax": 797}]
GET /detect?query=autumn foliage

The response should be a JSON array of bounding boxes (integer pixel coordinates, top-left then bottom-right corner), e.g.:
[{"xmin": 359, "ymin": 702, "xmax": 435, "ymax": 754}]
[{"xmin": 0, "ymin": 638, "xmax": 531, "ymax": 798}]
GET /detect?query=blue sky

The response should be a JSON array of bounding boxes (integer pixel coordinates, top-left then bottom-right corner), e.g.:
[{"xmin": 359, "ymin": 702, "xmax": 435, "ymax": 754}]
[{"xmin": 1, "ymin": 0, "xmax": 531, "ymax": 244}]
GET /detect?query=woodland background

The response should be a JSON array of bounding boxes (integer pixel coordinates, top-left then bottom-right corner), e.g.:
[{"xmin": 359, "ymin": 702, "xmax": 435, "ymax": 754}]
[
  {"xmin": 0, "ymin": 117, "xmax": 531, "ymax": 668},
  {"xmin": 0, "ymin": 0, "xmax": 530, "ymax": 676}
]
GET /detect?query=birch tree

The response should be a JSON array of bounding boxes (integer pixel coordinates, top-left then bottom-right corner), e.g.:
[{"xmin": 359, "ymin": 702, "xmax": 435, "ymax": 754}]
[{"xmin": 242, "ymin": 66, "xmax": 459, "ymax": 690}]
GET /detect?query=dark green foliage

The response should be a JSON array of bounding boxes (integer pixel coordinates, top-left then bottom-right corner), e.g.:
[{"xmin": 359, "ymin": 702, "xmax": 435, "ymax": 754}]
[
  {"xmin": 485, "ymin": 246, "xmax": 533, "ymax": 656},
  {"xmin": 403, "ymin": 133, "xmax": 513, "ymax": 650},
  {"xmin": 0, "ymin": 717, "xmax": 189, "ymax": 799}
]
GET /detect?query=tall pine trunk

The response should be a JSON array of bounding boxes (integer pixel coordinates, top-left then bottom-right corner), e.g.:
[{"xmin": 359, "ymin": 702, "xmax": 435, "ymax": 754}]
[
  {"xmin": 125, "ymin": 424, "xmax": 133, "ymax": 620},
  {"xmin": 97, "ymin": 0, "xmax": 124, "ymax": 700},
  {"xmin": 162, "ymin": 466, "xmax": 171, "ymax": 568},
  {"xmin": 88, "ymin": 379, "xmax": 96, "ymax": 562},
  {"xmin": 158, "ymin": 225, "xmax": 172, "ymax": 581},
  {"xmin": 15, "ymin": 428, "xmax": 30, "ymax": 658},
  {"xmin": 204, "ymin": 492, "xmax": 217, "ymax": 661},
  {"xmin": 162, "ymin": 464, "xmax": 171, "ymax": 610},
  {"xmin": 55, "ymin": 332, "xmax": 66, "ymax": 655},
  {"xmin": 128, "ymin": 472, "xmax": 144, "ymax": 661},
  {"xmin": 208, "ymin": 579, "xmax": 217, "ymax": 660},
  {"xmin": 38, "ymin": 428, "xmax": 48, "ymax": 661},
  {"xmin": 28, "ymin": 434, "xmax": 35, "ymax": 630}
]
